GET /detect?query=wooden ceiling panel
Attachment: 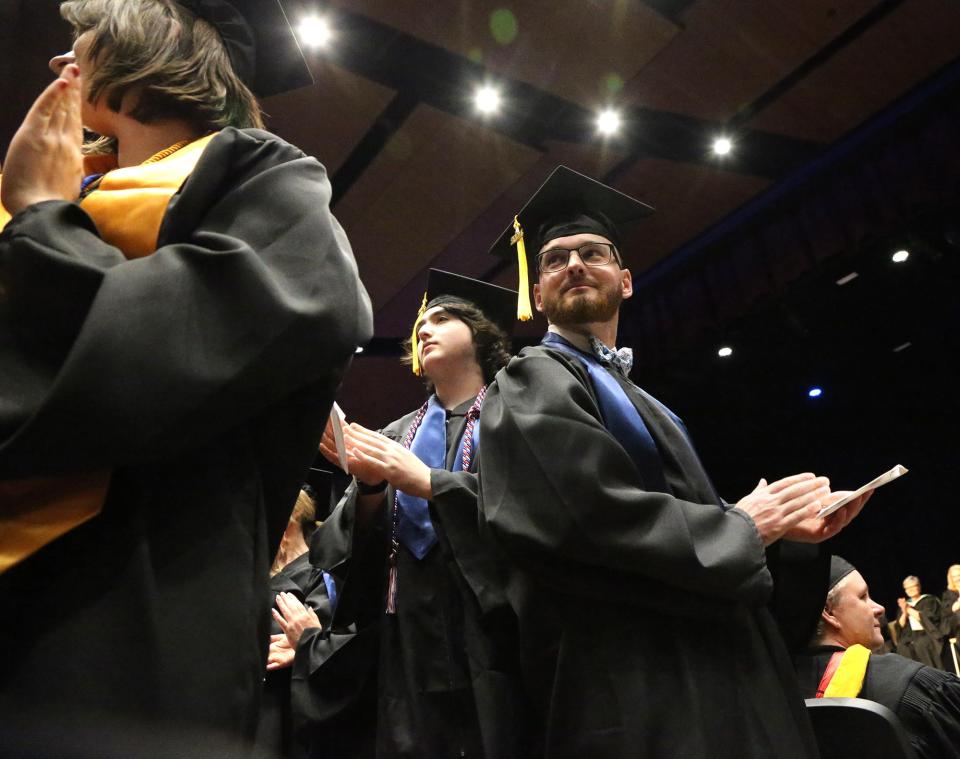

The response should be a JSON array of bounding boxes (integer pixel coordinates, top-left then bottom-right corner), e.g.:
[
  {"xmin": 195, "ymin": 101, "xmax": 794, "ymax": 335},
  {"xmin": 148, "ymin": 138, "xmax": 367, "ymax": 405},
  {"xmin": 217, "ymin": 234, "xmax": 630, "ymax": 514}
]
[
  {"xmin": 625, "ymin": 0, "xmax": 877, "ymax": 122},
  {"xmin": 334, "ymin": 105, "xmax": 541, "ymax": 308},
  {"xmin": 747, "ymin": 0, "xmax": 960, "ymax": 142},
  {"xmin": 614, "ymin": 159, "xmax": 771, "ymax": 270},
  {"xmin": 329, "ymin": 0, "xmax": 679, "ymax": 110},
  {"xmin": 263, "ymin": 59, "xmax": 396, "ymax": 175}
]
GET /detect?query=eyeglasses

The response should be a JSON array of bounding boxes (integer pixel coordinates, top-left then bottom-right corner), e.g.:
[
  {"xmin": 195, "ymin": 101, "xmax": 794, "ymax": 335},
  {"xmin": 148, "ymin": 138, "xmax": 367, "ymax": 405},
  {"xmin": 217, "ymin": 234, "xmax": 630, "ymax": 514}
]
[{"xmin": 537, "ymin": 242, "xmax": 620, "ymax": 273}]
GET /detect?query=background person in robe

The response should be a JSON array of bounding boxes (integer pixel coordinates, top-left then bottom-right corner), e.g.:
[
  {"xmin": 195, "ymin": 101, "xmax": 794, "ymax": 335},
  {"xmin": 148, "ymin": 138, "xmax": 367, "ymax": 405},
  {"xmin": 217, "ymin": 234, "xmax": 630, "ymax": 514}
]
[
  {"xmin": 479, "ymin": 166, "xmax": 874, "ymax": 759},
  {"xmin": 942, "ymin": 565, "xmax": 960, "ymax": 639},
  {"xmin": 0, "ymin": 0, "xmax": 372, "ymax": 746},
  {"xmin": 897, "ymin": 575, "xmax": 947, "ymax": 670},
  {"xmin": 290, "ymin": 270, "xmax": 527, "ymax": 759},
  {"xmin": 795, "ymin": 556, "xmax": 960, "ymax": 759}
]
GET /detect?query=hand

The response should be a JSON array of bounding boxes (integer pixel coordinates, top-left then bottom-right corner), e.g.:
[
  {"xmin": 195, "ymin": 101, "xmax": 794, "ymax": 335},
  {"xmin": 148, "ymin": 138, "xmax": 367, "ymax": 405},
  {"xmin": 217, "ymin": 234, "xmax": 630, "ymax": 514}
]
[
  {"xmin": 1, "ymin": 64, "xmax": 83, "ymax": 216},
  {"xmin": 272, "ymin": 591, "xmax": 321, "ymax": 650},
  {"xmin": 897, "ymin": 597, "xmax": 908, "ymax": 612},
  {"xmin": 344, "ymin": 423, "xmax": 433, "ymax": 498},
  {"xmin": 782, "ymin": 488, "xmax": 874, "ymax": 543},
  {"xmin": 318, "ymin": 416, "xmax": 349, "ymax": 472},
  {"xmin": 735, "ymin": 473, "xmax": 829, "ymax": 546},
  {"xmin": 266, "ymin": 633, "xmax": 295, "ymax": 671}
]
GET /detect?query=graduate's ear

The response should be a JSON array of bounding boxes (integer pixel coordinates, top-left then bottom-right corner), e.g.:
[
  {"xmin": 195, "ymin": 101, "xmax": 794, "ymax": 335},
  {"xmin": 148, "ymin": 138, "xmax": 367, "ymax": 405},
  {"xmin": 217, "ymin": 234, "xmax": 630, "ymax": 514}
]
[
  {"xmin": 821, "ymin": 604, "xmax": 842, "ymax": 633},
  {"xmin": 620, "ymin": 267, "xmax": 633, "ymax": 301},
  {"xmin": 533, "ymin": 282, "xmax": 544, "ymax": 313}
]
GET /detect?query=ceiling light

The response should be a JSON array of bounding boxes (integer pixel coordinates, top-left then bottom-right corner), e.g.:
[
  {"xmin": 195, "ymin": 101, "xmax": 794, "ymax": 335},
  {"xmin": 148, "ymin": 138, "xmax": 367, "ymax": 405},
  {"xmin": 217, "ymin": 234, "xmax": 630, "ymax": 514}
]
[
  {"xmin": 596, "ymin": 109, "xmax": 622, "ymax": 136},
  {"xmin": 712, "ymin": 136, "xmax": 733, "ymax": 156},
  {"xmin": 892, "ymin": 249, "xmax": 909, "ymax": 263},
  {"xmin": 892, "ymin": 342, "xmax": 912, "ymax": 353},
  {"xmin": 808, "ymin": 387, "xmax": 823, "ymax": 398},
  {"xmin": 835, "ymin": 272, "xmax": 858, "ymax": 286},
  {"xmin": 298, "ymin": 16, "xmax": 333, "ymax": 48},
  {"xmin": 355, "ymin": 346, "xmax": 364, "ymax": 354},
  {"xmin": 717, "ymin": 346, "xmax": 733, "ymax": 358},
  {"xmin": 474, "ymin": 85, "xmax": 501, "ymax": 115}
]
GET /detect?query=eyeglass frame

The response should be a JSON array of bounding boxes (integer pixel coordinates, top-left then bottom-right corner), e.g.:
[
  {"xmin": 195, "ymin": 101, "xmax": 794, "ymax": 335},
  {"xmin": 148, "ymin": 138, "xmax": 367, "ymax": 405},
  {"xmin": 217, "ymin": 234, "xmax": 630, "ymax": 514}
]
[{"xmin": 536, "ymin": 241, "xmax": 622, "ymax": 273}]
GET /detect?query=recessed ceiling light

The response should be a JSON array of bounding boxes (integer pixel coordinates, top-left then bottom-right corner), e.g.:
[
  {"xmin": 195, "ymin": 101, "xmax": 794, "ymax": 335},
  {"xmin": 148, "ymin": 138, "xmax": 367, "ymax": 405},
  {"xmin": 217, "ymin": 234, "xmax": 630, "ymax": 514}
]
[
  {"xmin": 808, "ymin": 387, "xmax": 823, "ymax": 398},
  {"xmin": 474, "ymin": 85, "xmax": 501, "ymax": 115},
  {"xmin": 596, "ymin": 109, "xmax": 622, "ymax": 136},
  {"xmin": 892, "ymin": 249, "xmax": 909, "ymax": 263},
  {"xmin": 712, "ymin": 136, "xmax": 733, "ymax": 156},
  {"xmin": 298, "ymin": 16, "xmax": 333, "ymax": 48},
  {"xmin": 717, "ymin": 346, "xmax": 733, "ymax": 358}
]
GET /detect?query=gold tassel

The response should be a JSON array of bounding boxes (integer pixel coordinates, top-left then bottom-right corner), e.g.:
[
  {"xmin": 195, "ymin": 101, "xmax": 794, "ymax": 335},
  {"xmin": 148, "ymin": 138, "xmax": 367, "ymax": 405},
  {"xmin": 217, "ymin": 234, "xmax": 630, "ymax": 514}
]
[
  {"xmin": 409, "ymin": 292, "xmax": 428, "ymax": 376},
  {"xmin": 512, "ymin": 216, "xmax": 533, "ymax": 321}
]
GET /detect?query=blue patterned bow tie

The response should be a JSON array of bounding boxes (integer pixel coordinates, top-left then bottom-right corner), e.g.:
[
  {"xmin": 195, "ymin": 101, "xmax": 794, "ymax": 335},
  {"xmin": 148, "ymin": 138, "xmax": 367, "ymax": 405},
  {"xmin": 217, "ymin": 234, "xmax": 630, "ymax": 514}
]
[{"xmin": 589, "ymin": 336, "xmax": 634, "ymax": 376}]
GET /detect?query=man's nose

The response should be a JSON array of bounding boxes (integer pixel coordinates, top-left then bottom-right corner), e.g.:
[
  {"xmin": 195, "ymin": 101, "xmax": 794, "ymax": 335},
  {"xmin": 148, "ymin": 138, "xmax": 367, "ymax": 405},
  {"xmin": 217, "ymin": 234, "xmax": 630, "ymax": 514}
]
[
  {"xmin": 49, "ymin": 50, "xmax": 76, "ymax": 75},
  {"xmin": 566, "ymin": 250, "xmax": 587, "ymax": 273}
]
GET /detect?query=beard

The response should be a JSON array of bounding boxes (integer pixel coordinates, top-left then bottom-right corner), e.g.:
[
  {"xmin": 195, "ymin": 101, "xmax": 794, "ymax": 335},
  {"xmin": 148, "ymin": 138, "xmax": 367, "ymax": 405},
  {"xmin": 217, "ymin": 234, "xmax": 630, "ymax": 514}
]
[{"xmin": 541, "ymin": 279, "xmax": 623, "ymax": 326}]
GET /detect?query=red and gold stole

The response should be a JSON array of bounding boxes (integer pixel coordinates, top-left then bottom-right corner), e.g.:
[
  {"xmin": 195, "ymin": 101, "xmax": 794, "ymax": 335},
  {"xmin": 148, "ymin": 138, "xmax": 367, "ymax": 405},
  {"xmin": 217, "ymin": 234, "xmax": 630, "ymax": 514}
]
[
  {"xmin": 0, "ymin": 133, "xmax": 217, "ymax": 573},
  {"xmin": 814, "ymin": 644, "xmax": 871, "ymax": 698}
]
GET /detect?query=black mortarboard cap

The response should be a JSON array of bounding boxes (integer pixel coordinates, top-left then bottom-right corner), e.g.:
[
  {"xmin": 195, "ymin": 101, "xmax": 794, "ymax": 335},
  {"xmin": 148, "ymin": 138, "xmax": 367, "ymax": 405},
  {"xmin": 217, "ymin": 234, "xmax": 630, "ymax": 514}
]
[
  {"xmin": 828, "ymin": 555, "xmax": 857, "ymax": 590},
  {"xmin": 488, "ymin": 166, "xmax": 654, "ymax": 320},
  {"xmin": 177, "ymin": 0, "xmax": 313, "ymax": 98},
  {"xmin": 409, "ymin": 269, "xmax": 517, "ymax": 375}
]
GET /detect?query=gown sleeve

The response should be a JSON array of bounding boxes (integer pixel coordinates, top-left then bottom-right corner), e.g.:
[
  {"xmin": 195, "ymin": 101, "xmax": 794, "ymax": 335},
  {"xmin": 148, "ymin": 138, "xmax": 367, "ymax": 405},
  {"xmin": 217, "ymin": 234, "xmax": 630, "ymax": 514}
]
[
  {"xmin": 478, "ymin": 347, "xmax": 773, "ymax": 616},
  {"xmin": 899, "ymin": 666, "xmax": 960, "ymax": 759},
  {"xmin": 0, "ymin": 128, "xmax": 372, "ymax": 477}
]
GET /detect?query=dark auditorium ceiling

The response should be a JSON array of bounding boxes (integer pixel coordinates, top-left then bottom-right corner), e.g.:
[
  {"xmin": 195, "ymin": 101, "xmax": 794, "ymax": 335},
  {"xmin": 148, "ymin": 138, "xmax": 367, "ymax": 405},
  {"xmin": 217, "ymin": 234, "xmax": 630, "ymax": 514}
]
[{"xmin": 3, "ymin": 2, "xmax": 960, "ymax": 594}]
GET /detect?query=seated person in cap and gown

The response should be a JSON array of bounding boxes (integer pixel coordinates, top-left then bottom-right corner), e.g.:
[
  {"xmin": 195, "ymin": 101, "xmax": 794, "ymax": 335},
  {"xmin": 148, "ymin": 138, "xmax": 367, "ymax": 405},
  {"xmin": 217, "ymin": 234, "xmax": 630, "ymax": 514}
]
[
  {"xmin": 0, "ymin": 0, "xmax": 371, "ymax": 743},
  {"xmin": 897, "ymin": 575, "xmax": 947, "ymax": 670},
  {"xmin": 278, "ymin": 271, "xmax": 528, "ymax": 759},
  {"xmin": 795, "ymin": 556, "xmax": 960, "ymax": 759},
  {"xmin": 477, "ymin": 166, "xmax": 873, "ymax": 759}
]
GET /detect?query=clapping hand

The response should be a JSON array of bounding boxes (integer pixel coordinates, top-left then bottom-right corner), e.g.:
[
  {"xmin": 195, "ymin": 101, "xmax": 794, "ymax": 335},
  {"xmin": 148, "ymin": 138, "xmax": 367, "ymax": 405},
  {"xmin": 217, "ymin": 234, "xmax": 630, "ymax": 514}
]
[{"xmin": 2, "ymin": 64, "xmax": 83, "ymax": 216}]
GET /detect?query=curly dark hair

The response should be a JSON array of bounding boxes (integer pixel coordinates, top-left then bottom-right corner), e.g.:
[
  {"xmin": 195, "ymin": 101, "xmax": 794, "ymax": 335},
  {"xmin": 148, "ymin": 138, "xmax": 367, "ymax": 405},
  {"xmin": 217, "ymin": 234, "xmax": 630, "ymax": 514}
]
[{"xmin": 402, "ymin": 297, "xmax": 512, "ymax": 391}]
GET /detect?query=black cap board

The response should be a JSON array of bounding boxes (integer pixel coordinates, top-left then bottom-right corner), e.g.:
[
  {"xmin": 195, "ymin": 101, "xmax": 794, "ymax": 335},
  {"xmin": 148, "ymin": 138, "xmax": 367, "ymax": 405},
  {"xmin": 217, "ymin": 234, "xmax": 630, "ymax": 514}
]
[
  {"xmin": 177, "ymin": 0, "xmax": 313, "ymax": 98},
  {"xmin": 409, "ymin": 269, "xmax": 517, "ymax": 376},
  {"xmin": 487, "ymin": 166, "xmax": 654, "ymax": 320},
  {"xmin": 423, "ymin": 269, "xmax": 517, "ymax": 335}
]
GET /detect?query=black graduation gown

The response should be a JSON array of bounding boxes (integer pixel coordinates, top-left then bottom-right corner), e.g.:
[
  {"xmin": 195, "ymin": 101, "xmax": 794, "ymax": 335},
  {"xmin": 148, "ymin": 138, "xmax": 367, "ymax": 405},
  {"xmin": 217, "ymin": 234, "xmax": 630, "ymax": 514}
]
[
  {"xmin": 0, "ymin": 128, "xmax": 373, "ymax": 742},
  {"xmin": 796, "ymin": 646, "xmax": 960, "ymax": 759},
  {"xmin": 477, "ymin": 344, "xmax": 822, "ymax": 759},
  {"xmin": 898, "ymin": 595, "xmax": 947, "ymax": 670},
  {"xmin": 293, "ymin": 401, "xmax": 526, "ymax": 759}
]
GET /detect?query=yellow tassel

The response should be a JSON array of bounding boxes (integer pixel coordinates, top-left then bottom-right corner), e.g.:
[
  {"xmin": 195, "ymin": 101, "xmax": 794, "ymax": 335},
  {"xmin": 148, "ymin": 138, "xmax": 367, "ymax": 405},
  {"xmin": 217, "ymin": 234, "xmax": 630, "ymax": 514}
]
[
  {"xmin": 512, "ymin": 216, "xmax": 533, "ymax": 321},
  {"xmin": 410, "ymin": 292, "xmax": 428, "ymax": 376}
]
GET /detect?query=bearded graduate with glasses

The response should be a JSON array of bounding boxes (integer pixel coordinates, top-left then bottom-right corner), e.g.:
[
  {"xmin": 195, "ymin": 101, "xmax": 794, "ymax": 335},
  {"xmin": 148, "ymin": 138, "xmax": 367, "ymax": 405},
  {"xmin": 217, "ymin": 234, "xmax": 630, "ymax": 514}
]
[
  {"xmin": 0, "ymin": 0, "xmax": 371, "ymax": 747},
  {"xmin": 478, "ymin": 166, "xmax": 876, "ymax": 759}
]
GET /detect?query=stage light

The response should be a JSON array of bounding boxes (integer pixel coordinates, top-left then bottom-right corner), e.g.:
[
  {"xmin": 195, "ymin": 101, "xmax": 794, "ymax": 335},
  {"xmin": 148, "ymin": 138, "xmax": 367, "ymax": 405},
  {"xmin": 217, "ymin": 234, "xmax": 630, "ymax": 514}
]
[
  {"xmin": 355, "ymin": 346, "xmax": 364, "ymax": 354},
  {"xmin": 892, "ymin": 249, "xmax": 910, "ymax": 263},
  {"xmin": 717, "ymin": 346, "xmax": 733, "ymax": 358},
  {"xmin": 596, "ymin": 109, "xmax": 622, "ymax": 136},
  {"xmin": 712, "ymin": 136, "xmax": 733, "ymax": 156},
  {"xmin": 298, "ymin": 16, "xmax": 333, "ymax": 48},
  {"xmin": 893, "ymin": 342, "xmax": 912, "ymax": 353},
  {"xmin": 474, "ymin": 86, "xmax": 501, "ymax": 115},
  {"xmin": 808, "ymin": 387, "xmax": 823, "ymax": 398}
]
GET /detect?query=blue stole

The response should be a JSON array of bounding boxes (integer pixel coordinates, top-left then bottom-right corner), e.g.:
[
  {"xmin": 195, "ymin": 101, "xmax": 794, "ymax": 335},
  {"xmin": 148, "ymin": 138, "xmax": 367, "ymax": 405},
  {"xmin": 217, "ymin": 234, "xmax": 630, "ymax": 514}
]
[
  {"xmin": 395, "ymin": 395, "xmax": 478, "ymax": 559},
  {"xmin": 542, "ymin": 332, "xmax": 670, "ymax": 493}
]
